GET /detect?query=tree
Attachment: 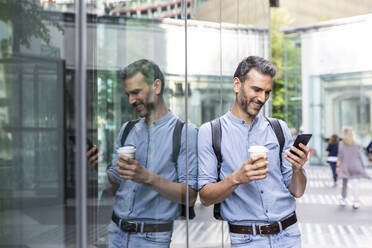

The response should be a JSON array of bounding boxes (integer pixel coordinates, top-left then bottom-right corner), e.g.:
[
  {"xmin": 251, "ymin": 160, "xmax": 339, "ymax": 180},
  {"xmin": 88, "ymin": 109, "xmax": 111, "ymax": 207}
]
[
  {"xmin": 0, "ymin": 0, "xmax": 63, "ymax": 54},
  {"xmin": 271, "ymin": 7, "xmax": 301, "ymax": 129}
]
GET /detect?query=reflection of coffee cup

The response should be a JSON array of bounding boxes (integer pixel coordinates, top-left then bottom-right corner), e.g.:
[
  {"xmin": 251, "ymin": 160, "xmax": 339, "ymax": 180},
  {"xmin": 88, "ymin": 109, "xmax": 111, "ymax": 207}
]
[
  {"xmin": 248, "ymin": 146, "xmax": 268, "ymax": 164},
  {"xmin": 117, "ymin": 146, "xmax": 136, "ymax": 159}
]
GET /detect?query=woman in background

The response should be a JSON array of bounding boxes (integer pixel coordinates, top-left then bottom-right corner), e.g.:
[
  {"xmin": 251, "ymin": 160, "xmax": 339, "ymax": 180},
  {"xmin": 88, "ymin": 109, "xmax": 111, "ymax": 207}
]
[
  {"xmin": 326, "ymin": 134, "xmax": 339, "ymax": 187},
  {"xmin": 337, "ymin": 127, "xmax": 370, "ymax": 209}
]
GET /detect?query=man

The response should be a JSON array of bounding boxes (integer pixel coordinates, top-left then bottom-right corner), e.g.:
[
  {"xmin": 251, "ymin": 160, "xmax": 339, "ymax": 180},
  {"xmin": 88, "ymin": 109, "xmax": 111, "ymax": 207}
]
[
  {"xmin": 198, "ymin": 56, "xmax": 309, "ymax": 247},
  {"xmin": 90, "ymin": 59, "xmax": 198, "ymax": 248}
]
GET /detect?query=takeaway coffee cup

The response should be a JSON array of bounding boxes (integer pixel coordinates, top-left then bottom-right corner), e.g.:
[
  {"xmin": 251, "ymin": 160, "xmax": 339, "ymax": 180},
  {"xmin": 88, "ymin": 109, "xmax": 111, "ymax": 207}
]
[
  {"xmin": 117, "ymin": 146, "xmax": 136, "ymax": 159},
  {"xmin": 248, "ymin": 146, "xmax": 268, "ymax": 163}
]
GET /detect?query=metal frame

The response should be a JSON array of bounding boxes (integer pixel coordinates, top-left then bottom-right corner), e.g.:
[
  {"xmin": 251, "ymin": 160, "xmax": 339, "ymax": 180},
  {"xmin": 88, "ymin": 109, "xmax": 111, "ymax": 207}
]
[{"xmin": 75, "ymin": 0, "xmax": 88, "ymax": 247}]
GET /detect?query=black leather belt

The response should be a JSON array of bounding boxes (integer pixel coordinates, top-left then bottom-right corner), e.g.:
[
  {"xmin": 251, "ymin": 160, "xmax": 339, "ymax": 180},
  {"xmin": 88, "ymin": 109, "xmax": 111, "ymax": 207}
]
[
  {"xmin": 229, "ymin": 212, "xmax": 297, "ymax": 235},
  {"xmin": 112, "ymin": 212, "xmax": 173, "ymax": 233}
]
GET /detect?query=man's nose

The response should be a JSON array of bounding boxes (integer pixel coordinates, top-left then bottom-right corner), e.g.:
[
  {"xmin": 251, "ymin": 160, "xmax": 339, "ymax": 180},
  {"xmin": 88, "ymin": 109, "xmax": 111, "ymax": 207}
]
[
  {"xmin": 129, "ymin": 94, "xmax": 136, "ymax": 105},
  {"xmin": 257, "ymin": 91, "xmax": 266, "ymax": 103}
]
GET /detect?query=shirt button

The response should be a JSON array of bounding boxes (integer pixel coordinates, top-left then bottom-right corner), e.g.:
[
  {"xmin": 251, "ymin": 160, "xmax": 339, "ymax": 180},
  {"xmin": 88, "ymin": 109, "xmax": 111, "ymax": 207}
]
[
  {"xmin": 265, "ymin": 209, "xmax": 268, "ymax": 213},
  {"xmin": 241, "ymin": 121, "xmax": 245, "ymax": 124},
  {"xmin": 133, "ymin": 189, "xmax": 136, "ymax": 193},
  {"xmin": 261, "ymin": 190, "xmax": 264, "ymax": 194}
]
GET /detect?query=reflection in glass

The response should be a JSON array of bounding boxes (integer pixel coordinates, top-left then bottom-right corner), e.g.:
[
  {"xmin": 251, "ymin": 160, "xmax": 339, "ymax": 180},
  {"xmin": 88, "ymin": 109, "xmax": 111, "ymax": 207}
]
[
  {"xmin": 0, "ymin": 0, "xmax": 70, "ymax": 247},
  {"xmin": 98, "ymin": 59, "xmax": 198, "ymax": 247}
]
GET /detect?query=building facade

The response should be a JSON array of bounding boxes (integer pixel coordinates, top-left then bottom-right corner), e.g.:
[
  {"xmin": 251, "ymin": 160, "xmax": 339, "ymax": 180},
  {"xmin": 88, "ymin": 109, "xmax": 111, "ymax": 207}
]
[{"xmin": 284, "ymin": 14, "xmax": 372, "ymax": 164}]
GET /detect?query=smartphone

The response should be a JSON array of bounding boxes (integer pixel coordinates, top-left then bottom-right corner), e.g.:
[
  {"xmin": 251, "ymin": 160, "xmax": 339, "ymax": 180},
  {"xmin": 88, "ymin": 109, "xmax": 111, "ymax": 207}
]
[
  {"xmin": 69, "ymin": 136, "xmax": 97, "ymax": 153},
  {"xmin": 290, "ymin": 134, "xmax": 312, "ymax": 156}
]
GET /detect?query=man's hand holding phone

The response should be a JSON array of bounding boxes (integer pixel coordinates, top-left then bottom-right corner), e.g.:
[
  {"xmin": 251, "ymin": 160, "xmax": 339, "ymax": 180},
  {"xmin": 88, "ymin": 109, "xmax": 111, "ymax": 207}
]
[
  {"xmin": 70, "ymin": 136, "xmax": 102, "ymax": 170},
  {"xmin": 285, "ymin": 134, "xmax": 312, "ymax": 171},
  {"xmin": 87, "ymin": 145, "xmax": 100, "ymax": 170}
]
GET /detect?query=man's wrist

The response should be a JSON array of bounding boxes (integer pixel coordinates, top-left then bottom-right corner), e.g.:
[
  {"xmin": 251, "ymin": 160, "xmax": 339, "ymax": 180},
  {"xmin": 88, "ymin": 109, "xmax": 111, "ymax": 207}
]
[
  {"xmin": 145, "ymin": 170, "xmax": 157, "ymax": 185},
  {"xmin": 227, "ymin": 172, "xmax": 241, "ymax": 187},
  {"xmin": 292, "ymin": 166, "xmax": 303, "ymax": 173}
]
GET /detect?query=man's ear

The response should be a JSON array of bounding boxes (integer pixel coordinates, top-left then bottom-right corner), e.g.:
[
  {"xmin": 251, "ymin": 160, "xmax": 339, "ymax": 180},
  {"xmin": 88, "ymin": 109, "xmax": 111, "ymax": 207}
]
[
  {"xmin": 233, "ymin": 77, "xmax": 242, "ymax": 93},
  {"xmin": 153, "ymin": 79, "xmax": 162, "ymax": 95}
]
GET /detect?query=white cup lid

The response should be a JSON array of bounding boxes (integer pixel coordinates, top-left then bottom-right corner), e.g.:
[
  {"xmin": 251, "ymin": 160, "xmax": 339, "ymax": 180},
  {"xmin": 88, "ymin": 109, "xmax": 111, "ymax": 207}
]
[
  {"xmin": 248, "ymin": 146, "xmax": 268, "ymax": 153},
  {"xmin": 118, "ymin": 146, "xmax": 136, "ymax": 152}
]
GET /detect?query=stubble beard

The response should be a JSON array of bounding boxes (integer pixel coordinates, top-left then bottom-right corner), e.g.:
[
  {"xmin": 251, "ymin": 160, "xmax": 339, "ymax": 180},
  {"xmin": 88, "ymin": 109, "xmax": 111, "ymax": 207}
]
[{"xmin": 239, "ymin": 91, "xmax": 262, "ymax": 117}]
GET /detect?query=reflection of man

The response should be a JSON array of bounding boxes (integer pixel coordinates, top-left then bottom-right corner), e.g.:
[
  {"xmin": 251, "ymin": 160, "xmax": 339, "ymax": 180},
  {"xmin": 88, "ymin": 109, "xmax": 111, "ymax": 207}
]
[
  {"xmin": 198, "ymin": 56, "xmax": 309, "ymax": 247},
  {"xmin": 104, "ymin": 59, "xmax": 197, "ymax": 247}
]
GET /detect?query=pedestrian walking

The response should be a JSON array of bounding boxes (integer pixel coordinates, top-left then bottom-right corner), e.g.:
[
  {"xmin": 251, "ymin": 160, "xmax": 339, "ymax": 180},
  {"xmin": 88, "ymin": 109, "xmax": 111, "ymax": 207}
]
[
  {"xmin": 366, "ymin": 139, "xmax": 372, "ymax": 161},
  {"xmin": 326, "ymin": 134, "xmax": 339, "ymax": 187},
  {"xmin": 337, "ymin": 127, "xmax": 370, "ymax": 209}
]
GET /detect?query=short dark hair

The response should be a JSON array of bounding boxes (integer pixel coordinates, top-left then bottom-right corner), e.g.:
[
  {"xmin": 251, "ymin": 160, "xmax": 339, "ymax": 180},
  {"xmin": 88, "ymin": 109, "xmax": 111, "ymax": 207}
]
[
  {"xmin": 120, "ymin": 59, "xmax": 165, "ymax": 95},
  {"xmin": 233, "ymin": 56, "xmax": 276, "ymax": 83}
]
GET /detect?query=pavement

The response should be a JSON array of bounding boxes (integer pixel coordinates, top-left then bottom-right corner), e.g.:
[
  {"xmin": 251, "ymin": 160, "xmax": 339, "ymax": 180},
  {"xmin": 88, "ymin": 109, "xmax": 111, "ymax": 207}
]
[
  {"xmin": 170, "ymin": 165, "xmax": 372, "ymax": 248},
  {"xmin": 2, "ymin": 165, "xmax": 372, "ymax": 247}
]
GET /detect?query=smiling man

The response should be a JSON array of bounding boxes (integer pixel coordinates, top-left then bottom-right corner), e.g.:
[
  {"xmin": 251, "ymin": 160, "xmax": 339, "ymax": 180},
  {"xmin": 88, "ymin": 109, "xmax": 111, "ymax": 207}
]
[
  {"xmin": 104, "ymin": 59, "xmax": 198, "ymax": 248},
  {"xmin": 198, "ymin": 56, "xmax": 309, "ymax": 248}
]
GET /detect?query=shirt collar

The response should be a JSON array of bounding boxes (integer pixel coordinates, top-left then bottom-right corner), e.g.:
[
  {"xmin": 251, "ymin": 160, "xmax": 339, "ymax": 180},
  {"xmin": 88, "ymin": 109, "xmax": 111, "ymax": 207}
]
[
  {"xmin": 227, "ymin": 111, "xmax": 261, "ymax": 127},
  {"xmin": 151, "ymin": 111, "xmax": 173, "ymax": 126}
]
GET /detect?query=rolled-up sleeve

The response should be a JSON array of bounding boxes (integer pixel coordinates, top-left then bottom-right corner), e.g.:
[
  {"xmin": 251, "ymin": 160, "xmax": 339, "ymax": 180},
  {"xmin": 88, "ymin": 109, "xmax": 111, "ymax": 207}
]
[
  {"xmin": 177, "ymin": 123, "xmax": 198, "ymax": 190},
  {"xmin": 197, "ymin": 123, "xmax": 219, "ymax": 191}
]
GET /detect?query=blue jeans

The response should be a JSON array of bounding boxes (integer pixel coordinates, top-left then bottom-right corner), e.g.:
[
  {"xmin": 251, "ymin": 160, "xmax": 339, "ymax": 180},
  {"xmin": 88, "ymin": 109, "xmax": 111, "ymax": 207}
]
[
  {"xmin": 229, "ymin": 222, "xmax": 301, "ymax": 248},
  {"xmin": 108, "ymin": 221, "xmax": 172, "ymax": 248},
  {"xmin": 328, "ymin": 162, "xmax": 338, "ymax": 182}
]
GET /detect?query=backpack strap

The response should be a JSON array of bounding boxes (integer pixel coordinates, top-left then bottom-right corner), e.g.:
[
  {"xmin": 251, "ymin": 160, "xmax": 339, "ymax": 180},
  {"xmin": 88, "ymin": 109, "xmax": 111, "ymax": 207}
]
[
  {"xmin": 210, "ymin": 118, "xmax": 223, "ymax": 220},
  {"xmin": 172, "ymin": 119, "xmax": 185, "ymax": 165},
  {"xmin": 265, "ymin": 117, "xmax": 285, "ymax": 167},
  {"xmin": 172, "ymin": 119, "xmax": 196, "ymax": 219},
  {"xmin": 211, "ymin": 118, "xmax": 223, "ymax": 166},
  {"xmin": 120, "ymin": 119, "xmax": 140, "ymax": 146}
]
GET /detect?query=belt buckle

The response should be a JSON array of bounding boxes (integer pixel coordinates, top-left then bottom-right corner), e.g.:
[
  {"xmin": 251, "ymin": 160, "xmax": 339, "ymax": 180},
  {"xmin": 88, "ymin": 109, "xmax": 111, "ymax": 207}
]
[
  {"xmin": 122, "ymin": 221, "xmax": 139, "ymax": 233},
  {"xmin": 258, "ymin": 224, "xmax": 271, "ymax": 236}
]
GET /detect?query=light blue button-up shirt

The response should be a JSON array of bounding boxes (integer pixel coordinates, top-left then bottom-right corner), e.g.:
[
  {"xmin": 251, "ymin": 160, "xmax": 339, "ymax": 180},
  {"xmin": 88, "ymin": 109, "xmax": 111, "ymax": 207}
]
[
  {"xmin": 108, "ymin": 112, "xmax": 198, "ymax": 223},
  {"xmin": 198, "ymin": 111, "xmax": 303, "ymax": 224}
]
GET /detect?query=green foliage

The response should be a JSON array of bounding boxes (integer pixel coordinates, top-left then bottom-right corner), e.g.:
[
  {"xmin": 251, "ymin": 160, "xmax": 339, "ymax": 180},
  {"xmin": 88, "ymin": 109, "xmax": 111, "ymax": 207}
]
[
  {"xmin": 271, "ymin": 8, "xmax": 302, "ymax": 129},
  {"xmin": 0, "ymin": 0, "xmax": 64, "ymax": 52}
]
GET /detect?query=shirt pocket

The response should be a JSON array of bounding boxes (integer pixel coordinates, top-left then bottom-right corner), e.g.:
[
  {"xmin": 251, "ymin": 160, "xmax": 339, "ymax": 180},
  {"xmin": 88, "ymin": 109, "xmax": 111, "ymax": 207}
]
[{"xmin": 264, "ymin": 141, "xmax": 279, "ymax": 169}]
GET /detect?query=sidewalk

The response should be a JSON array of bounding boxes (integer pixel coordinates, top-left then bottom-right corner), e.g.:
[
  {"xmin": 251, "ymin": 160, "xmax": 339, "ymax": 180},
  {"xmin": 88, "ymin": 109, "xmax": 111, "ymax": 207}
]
[{"xmin": 171, "ymin": 165, "xmax": 372, "ymax": 248}]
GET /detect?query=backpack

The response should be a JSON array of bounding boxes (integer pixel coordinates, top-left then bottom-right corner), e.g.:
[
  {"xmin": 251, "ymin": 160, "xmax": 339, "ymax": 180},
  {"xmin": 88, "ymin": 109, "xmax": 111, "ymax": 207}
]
[
  {"xmin": 210, "ymin": 116, "xmax": 285, "ymax": 220},
  {"xmin": 121, "ymin": 118, "xmax": 196, "ymax": 219}
]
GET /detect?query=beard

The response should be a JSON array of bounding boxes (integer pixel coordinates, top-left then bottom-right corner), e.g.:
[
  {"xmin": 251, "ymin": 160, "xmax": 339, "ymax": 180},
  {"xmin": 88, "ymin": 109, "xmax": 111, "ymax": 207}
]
[
  {"xmin": 238, "ymin": 90, "xmax": 263, "ymax": 116},
  {"xmin": 132, "ymin": 98, "xmax": 155, "ymax": 117}
]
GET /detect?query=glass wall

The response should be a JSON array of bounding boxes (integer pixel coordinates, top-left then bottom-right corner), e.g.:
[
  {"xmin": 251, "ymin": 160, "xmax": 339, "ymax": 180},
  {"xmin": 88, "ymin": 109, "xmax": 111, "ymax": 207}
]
[
  {"xmin": 0, "ymin": 0, "xmax": 77, "ymax": 246},
  {"xmin": 0, "ymin": 0, "xmax": 270, "ymax": 247}
]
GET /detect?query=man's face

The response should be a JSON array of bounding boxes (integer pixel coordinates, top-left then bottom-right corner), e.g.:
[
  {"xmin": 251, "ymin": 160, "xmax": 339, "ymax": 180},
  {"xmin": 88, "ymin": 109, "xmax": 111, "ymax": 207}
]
[
  {"xmin": 236, "ymin": 68, "xmax": 273, "ymax": 117},
  {"xmin": 124, "ymin": 72, "xmax": 154, "ymax": 117}
]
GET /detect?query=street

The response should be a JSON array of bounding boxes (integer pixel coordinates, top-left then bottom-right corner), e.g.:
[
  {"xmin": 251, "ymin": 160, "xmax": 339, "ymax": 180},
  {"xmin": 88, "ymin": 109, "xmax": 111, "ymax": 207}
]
[{"xmin": 171, "ymin": 165, "xmax": 372, "ymax": 248}]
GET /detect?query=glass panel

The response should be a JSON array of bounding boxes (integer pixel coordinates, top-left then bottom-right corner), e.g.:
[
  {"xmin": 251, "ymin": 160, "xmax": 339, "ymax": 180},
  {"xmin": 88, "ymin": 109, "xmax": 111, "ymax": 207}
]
[
  {"xmin": 189, "ymin": 0, "xmax": 271, "ymax": 247},
  {"xmin": 87, "ymin": 1, "xmax": 197, "ymax": 247},
  {"xmin": 0, "ymin": 0, "xmax": 73, "ymax": 247}
]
